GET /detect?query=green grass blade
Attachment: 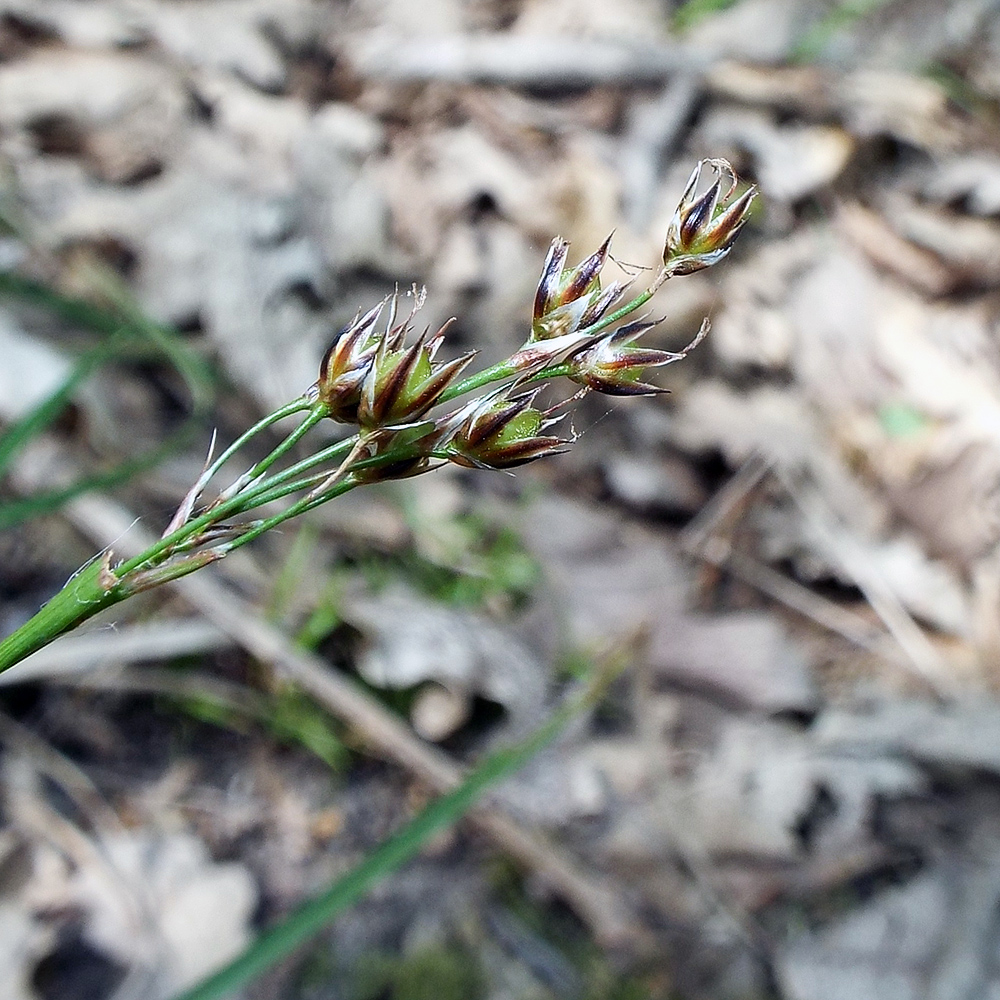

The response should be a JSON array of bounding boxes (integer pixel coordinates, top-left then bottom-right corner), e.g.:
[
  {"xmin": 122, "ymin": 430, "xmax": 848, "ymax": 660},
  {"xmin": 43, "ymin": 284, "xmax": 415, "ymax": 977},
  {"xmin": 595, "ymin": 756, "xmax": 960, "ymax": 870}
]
[
  {"xmin": 172, "ymin": 666, "xmax": 616, "ymax": 1000},
  {"xmin": 0, "ymin": 421, "xmax": 200, "ymax": 530},
  {"xmin": 0, "ymin": 271, "xmax": 130, "ymax": 337},
  {"xmin": 792, "ymin": 0, "xmax": 892, "ymax": 61},
  {"xmin": 672, "ymin": 0, "xmax": 742, "ymax": 32},
  {"xmin": 0, "ymin": 340, "xmax": 115, "ymax": 476},
  {"xmin": 0, "ymin": 270, "xmax": 217, "ymax": 524},
  {"xmin": 0, "ymin": 269, "xmax": 216, "ymax": 405}
]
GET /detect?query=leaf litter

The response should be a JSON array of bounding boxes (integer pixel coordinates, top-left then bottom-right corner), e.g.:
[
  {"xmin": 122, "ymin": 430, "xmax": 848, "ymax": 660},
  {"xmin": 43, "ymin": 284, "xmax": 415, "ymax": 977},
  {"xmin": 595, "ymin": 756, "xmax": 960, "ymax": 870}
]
[{"xmin": 5, "ymin": 0, "xmax": 1000, "ymax": 998}]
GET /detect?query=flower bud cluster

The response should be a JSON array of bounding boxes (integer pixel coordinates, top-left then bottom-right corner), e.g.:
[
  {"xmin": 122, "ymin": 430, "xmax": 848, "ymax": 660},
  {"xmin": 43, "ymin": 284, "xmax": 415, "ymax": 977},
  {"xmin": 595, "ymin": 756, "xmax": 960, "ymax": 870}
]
[
  {"xmin": 531, "ymin": 235, "xmax": 624, "ymax": 343},
  {"xmin": 436, "ymin": 387, "xmax": 571, "ymax": 469},
  {"xmin": 310, "ymin": 159, "xmax": 756, "ymax": 476},
  {"xmin": 569, "ymin": 317, "xmax": 709, "ymax": 396},
  {"xmin": 663, "ymin": 158, "xmax": 756, "ymax": 276},
  {"xmin": 315, "ymin": 295, "xmax": 475, "ymax": 429}
]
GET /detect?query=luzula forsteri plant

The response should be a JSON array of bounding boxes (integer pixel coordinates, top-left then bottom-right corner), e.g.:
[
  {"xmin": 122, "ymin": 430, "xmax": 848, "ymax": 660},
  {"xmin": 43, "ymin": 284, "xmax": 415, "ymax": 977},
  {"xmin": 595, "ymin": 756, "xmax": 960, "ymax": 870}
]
[{"xmin": 0, "ymin": 160, "xmax": 755, "ymax": 673}]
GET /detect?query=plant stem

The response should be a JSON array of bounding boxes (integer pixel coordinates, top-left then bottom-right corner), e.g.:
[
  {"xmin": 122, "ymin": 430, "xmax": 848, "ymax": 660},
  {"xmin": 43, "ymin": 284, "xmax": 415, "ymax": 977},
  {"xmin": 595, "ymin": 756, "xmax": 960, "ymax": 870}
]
[
  {"xmin": 113, "ymin": 411, "xmax": 339, "ymax": 578},
  {"xmin": 438, "ymin": 358, "xmax": 519, "ymax": 404},
  {"xmin": 0, "ymin": 559, "xmax": 123, "ymax": 672},
  {"xmin": 439, "ymin": 283, "xmax": 661, "ymax": 405},
  {"xmin": 0, "ymin": 407, "xmax": 343, "ymax": 671},
  {"xmin": 579, "ymin": 282, "xmax": 660, "ymax": 338},
  {"xmin": 203, "ymin": 397, "xmax": 315, "ymax": 490},
  {"xmin": 0, "ymin": 433, "xmax": 419, "ymax": 674}
]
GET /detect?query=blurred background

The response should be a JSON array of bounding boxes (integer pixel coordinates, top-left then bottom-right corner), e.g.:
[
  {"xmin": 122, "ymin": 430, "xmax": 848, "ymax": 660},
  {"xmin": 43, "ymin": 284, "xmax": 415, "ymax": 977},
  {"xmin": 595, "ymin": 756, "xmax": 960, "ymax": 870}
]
[{"xmin": 2, "ymin": 0, "xmax": 1000, "ymax": 998}]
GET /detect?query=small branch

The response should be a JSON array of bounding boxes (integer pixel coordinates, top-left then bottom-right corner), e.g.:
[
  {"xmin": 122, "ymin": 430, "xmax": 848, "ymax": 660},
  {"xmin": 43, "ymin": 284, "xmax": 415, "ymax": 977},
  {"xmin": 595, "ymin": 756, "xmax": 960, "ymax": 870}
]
[
  {"xmin": 350, "ymin": 34, "xmax": 704, "ymax": 87},
  {"xmin": 620, "ymin": 72, "xmax": 703, "ymax": 231}
]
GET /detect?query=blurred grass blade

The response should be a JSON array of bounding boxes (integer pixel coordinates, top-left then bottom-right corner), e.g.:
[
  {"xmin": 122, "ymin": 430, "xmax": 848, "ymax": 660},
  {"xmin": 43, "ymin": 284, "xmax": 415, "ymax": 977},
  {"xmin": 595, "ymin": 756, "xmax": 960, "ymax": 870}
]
[
  {"xmin": 0, "ymin": 269, "xmax": 216, "ymax": 407},
  {"xmin": 0, "ymin": 271, "xmax": 132, "ymax": 337},
  {"xmin": 0, "ymin": 338, "xmax": 118, "ymax": 477},
  {"xmin": 792, "ymin": 0, "xmax": 892, "ymax": 61},
  {"xmin": 0, "ymin": 423, "xmax": 201, "ymax": 530},
  {"xmin": 672, "ymin": 0, "xmax": 742, "ymax": 32},
  {"xmin": 172, "ymin": 665, "xmax": 617, "ymax": 1000},
  {"xmin": 0, "ymin": 269, "xmax": 217, "ymax": 524}
]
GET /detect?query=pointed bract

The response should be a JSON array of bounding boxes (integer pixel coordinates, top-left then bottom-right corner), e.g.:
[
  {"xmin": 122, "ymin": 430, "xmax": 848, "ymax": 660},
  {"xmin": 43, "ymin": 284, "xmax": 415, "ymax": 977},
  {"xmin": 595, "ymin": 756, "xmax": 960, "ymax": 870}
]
[
  {"xmin": 437, "ymin": 387, "xmax": 570, "ymax": 469},
  {"xmin": 531, "ymin": 234, "xmax": 623, "ymax": 342},
  {"xmin": 663, "ymin": 159, "xmax": 756, "ymax": 276},
  {"xmin": 315, "ymin": 299, "xmax": 387, "ymax": 422},
  {"xmin": 569, "ymin": 317, "xmax": 710, "ymax": 395},
  {"xmin": 357, "ymin": 319, "xmax": 476, "ymax": 429}
]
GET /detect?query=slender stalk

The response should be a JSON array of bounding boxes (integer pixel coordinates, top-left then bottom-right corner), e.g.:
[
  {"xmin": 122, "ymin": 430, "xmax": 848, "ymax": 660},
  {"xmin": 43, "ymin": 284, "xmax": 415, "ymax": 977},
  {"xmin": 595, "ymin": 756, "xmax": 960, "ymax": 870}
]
[
  {"xmin": 439, "ymin": 281, "xmax": 662, "ymax": 405},
  {"xmin": 226, "ymin": 434, "xmax": 357, "ymax": 507},
  {"xmin": 213, "ymin": 485, "xmax": 353, "ymax": 557},
  {"xmin": 526, "ymin": 362, "xmax": 574, "ymax": 383},
  {"xmin": 114, "ymin": 413, "xmax": 343, "ymax": 578},
  {"xmin": 214, "ymin": 401, "xmax": 325, "ymax": 500},
  {"xmin": 213, "ymin": 440, "xmax": 434, "ymax": 557},
  {"xmin": 202, "ymin": 397, "xmax": 314, "ymax": 490},
  {"xmin": 578, "ymin": 281, "xmax": 661, "ymax": 339},
  {"xmin": 437, "ymin": 357, "xmax": 520, "ymax": 404},
  {"xmin": 0, "ymin": 559, "xmax": 123, "ymax": 671},
  {"xmin": 0, "ymin": 434, "xmax": 427, "ymax": 675},
  {"xmin": 0, "ymin": 408, "xmax": 343, "ymax": 671}
]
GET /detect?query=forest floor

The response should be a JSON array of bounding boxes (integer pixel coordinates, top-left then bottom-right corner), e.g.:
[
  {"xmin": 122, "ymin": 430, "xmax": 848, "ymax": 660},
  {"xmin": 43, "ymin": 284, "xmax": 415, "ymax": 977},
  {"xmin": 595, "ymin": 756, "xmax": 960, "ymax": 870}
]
[{"xmin": 4, "ymin": 2, "xmax": 1000, "ymax": 999}]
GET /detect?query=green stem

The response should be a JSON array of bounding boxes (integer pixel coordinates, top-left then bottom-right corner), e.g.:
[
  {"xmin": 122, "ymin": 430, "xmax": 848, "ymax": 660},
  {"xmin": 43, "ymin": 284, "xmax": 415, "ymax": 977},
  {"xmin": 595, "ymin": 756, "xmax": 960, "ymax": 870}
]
[
  {"xmin": 0, "ymin": 411, "xmax": 346, "ymax": 671},
  {"xmin": 526, "ymin": 362, "xmax": 574, "ymax": 383},
  {"xmin": 214, "ymin": 437, "xmax": 433, "ymax": 558},
  {"xmin": 214, "ymin": 486, "xmax": 350, "ymax": 556},
  {"xmin": 114, "ymin": 412, "xmax": 341, "ymax": 578},
  {"xmin": 580, "ymin": 284, "xmax": 658, "ymax": 338},
  {"xmin": 438, "ymin": 358, "xmax": 519, "ymax": 403},
  {"xmin": 215, "ymin": 402, "xmax": 326, "ymax": 498},
  {"xmin": 0, "ymin": 559, "xmax": 124, "ymax": 672},
  {"xmin": 221, "ymin": 432, "xmax": 356, "ymax": 507},
  {"xmin": 0, "ymin": 434, "xmax": 395, "ymax": 674},
  {"xmin": 439, "ymin": 283, "xmax": 660, "ymax": 405},
  {"xmin": 171, "ymin": 664, "xmax": 617, "ymax": 1000},
  {"xmin": 203, "ymin": 397, "xmax": 315, "ymax": 491}
]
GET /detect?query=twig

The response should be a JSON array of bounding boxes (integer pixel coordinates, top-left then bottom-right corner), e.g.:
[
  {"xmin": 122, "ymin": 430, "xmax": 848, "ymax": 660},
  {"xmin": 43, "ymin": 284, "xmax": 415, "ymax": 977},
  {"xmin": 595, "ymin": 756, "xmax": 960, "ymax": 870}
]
[
  {"xmin": 0, "ymin": 708, "xmax": 123, "ymax": 834},
  {"xmin": 679, "ymin": 453, "xmax": 771, "ymax": 554},
  {"xmin": 621, "ymin": 72, "xmax": 703, "ymax": 230},
  {"xmin": 682, "ymin": 456, "xmax": 955, "ymax": 692},
  {"xmin": 349, "ymin": 34, "xmax": 704, "ymax": 87},
  {"xmin": 788, "ymin": 480, "xmax": 958, "ymax": 699}
]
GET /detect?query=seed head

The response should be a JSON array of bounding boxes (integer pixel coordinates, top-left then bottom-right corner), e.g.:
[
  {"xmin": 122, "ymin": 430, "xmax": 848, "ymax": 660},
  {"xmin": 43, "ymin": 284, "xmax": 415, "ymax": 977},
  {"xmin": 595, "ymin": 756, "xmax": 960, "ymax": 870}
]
[
  {"xmin": 437, "ymin": 387, "xmax": 570, "ymax": 469},
  {"xmin": 569, "ymin": 317, "xmax": 709, "ymax": 395},
  {"xmin": 315, "ymin": 300, "xmax": 386, "ymax": 422},
  {"xmin": 357, "ymin": 316, "xmax": 476, "ymax": 429},
  {"xmin": 531, "ymin": 235, "xmax": 624, "ymax": 342},
  {"xmin": 663, "ymin": 159, "xmax": 756, "ymax": 276}
]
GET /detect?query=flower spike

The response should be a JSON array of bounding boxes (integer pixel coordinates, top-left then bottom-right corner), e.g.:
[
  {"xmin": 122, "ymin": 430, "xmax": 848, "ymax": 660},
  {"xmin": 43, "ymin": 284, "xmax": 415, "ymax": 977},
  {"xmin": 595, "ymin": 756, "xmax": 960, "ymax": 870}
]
[
  {"xmin": 436, "ymin": 386, "xmax": 571, "ymax": 469},
  {"xmin": 358, "ymin": 318, "xmax": 476, "ymax": 429},
  {"xmin": 569, "ymin": 317, "xmax": 710, "ymax": 395},
  {"xmin": 531, "ymin": 234, "xmax": 625, "ymax": 342},
  {"xmin": 663, "ymin": 159, "xmax": 756, "ymax": 276},
  {"xmin": 315, "ymin": 299, "xmax": 387, "ymax": 422}
]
